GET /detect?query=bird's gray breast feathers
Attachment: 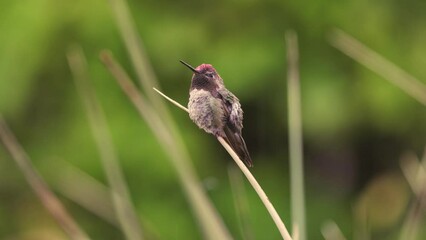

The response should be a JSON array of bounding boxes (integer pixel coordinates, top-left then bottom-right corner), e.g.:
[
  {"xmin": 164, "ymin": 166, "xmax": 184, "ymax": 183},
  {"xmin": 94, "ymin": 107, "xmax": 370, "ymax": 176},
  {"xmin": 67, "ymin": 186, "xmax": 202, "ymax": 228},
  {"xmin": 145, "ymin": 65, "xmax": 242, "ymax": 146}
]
[{"xmin": 188, "ymin": 89, "xmax": 225, "ymax": 136}]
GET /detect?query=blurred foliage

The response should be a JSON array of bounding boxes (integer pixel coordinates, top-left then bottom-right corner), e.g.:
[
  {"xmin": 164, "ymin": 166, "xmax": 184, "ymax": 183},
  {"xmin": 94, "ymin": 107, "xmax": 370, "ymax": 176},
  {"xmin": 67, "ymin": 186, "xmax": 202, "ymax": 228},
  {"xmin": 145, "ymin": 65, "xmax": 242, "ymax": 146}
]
[{"xmin": 1, "ymin": 0, "xmax": 426, "ymax": 239}]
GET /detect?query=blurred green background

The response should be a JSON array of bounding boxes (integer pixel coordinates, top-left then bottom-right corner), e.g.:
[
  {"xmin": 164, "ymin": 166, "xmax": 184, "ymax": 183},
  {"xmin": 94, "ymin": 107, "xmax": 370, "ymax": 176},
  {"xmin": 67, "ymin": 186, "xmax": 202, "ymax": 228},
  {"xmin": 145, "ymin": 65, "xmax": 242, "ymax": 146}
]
[{"xmin": 1, "ymin": 0, "xmax": 426, "ymax": 239}]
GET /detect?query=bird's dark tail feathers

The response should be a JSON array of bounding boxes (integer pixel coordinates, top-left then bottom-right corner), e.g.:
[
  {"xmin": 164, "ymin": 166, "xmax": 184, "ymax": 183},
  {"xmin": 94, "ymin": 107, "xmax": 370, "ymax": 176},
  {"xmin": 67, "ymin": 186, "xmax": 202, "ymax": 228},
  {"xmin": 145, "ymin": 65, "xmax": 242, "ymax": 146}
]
[{"xmin": 223, "ymin": 127, "xmax": 253, "ymax": 167}]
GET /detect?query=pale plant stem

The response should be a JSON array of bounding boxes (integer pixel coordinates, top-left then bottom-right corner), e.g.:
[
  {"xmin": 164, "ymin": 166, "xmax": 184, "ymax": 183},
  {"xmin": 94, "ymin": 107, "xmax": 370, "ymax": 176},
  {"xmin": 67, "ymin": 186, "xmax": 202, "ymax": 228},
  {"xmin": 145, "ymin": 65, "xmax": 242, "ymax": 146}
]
[
  {"xmin": 292, "ymin": 225, "xmax": 299, "ymax": 240},
  {"xmin": 100, "ymin": 51, "xmax": 232, "ymax": 240},
  {"xmin": 218, "ymin": 137, "xmax": 292, "ymax": 240},
  {"xmin": 67, "ymin": 46, "xmax": 144, "ymax": 240},
  {"xmin": 152, "ymin": 87, "xmax": 293, "ymax": 240},
  {"xmin": 153, "ymin": 88, "xmax": 189, "ymax": 112},
  {"xmin": 286, "ymin": 30, "xmax": 306, "ymax": 240},
  {"xmin": 329, "ymin": 28, "xmax": 426, "ymax": 107},
  {"xmin": 0, "ymin": 116, "xmax": 90, "ymax": 240}
]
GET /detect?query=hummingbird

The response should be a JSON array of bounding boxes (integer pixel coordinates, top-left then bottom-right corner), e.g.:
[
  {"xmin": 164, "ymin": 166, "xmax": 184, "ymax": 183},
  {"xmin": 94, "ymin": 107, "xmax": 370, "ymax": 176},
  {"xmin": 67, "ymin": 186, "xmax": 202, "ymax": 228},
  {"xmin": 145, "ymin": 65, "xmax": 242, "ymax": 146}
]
[{"xmin": 180, "ymin": 60, "xmax": 253, "ymax": 167}]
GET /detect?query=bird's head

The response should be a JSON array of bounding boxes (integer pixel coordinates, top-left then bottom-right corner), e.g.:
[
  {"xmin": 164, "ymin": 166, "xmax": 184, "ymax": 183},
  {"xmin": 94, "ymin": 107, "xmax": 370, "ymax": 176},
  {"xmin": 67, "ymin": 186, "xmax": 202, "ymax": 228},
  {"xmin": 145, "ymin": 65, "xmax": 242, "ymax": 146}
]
[{"xmin": 180, "ymin": 60, "xmax": 223, "ymax": 92}]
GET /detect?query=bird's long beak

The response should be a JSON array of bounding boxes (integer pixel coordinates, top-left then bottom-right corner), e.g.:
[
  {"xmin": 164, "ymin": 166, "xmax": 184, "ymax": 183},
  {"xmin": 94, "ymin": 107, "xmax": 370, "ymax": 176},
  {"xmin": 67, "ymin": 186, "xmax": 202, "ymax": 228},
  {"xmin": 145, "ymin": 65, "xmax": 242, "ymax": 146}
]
[{"xmin": 180, "ymin": 60, "xmax": 199, "ymax": 74}]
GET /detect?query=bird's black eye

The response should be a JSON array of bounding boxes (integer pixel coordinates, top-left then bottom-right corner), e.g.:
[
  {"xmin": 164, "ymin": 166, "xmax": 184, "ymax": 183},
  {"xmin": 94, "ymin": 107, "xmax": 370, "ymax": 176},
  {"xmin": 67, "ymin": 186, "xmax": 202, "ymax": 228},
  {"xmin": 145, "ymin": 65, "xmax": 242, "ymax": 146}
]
[{"xmin": 206, "ymin": 73, "xmax": 214, "ymax": 78}]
